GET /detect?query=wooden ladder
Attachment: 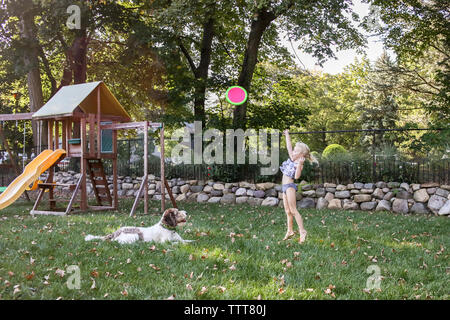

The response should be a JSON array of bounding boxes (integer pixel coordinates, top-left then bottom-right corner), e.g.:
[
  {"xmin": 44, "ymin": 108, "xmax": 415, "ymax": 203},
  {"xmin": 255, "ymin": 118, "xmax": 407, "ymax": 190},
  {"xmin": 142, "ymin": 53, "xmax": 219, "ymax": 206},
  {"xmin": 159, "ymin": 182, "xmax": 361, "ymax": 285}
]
[{"xmin": 87, "ymin": 159, "xmax": 112, "ymax": 206}]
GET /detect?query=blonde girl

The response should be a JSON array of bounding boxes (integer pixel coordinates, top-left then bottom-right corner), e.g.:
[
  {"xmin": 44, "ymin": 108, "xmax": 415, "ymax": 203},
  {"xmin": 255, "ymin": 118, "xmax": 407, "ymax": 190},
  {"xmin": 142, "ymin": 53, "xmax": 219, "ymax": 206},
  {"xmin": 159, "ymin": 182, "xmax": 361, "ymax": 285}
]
[{"xmin": 280, "ymin": 129, "xmax": 317, "ymax": 243}]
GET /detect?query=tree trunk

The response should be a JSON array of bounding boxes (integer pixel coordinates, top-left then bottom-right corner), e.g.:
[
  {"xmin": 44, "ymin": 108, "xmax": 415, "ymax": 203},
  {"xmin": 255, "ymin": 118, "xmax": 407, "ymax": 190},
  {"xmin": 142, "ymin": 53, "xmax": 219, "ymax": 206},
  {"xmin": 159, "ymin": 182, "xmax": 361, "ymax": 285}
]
[
  {"xmin": 193, "ymin": 17, "xmax": 214, "ymax": 123},
  {"xmin": 20, "ymin": 9, "xmax": 46, "ymax": 147},
  {"xmin": 233, "ymin": 8, "xmax": 275, "ymax": 129}
]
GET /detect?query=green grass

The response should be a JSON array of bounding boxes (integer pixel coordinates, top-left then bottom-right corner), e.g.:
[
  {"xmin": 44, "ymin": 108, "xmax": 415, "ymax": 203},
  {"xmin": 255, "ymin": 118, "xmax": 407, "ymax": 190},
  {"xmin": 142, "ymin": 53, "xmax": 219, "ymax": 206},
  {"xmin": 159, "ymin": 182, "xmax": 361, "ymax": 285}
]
[{"xmin": 0, "ymin": 199, "xmax": 449, "ymax": 300}]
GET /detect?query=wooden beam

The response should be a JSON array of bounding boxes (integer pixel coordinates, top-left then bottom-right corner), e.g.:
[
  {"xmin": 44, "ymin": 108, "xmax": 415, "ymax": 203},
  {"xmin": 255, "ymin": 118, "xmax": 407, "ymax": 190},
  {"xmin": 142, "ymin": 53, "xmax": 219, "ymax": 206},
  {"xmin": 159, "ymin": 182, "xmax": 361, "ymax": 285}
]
[
  {"xmin": 0, "ymin": 113, "xmax": 34, "ymax": 121},
  {"xmin": 80, "ymin": 117, "xmax": 87, "ymax": 211},
  {"xmin": 130, "ymin": 175, "xmax": 146, "ymax": 217},
  {"xmin": 160, "ymin": 124, "xmax": 165, "ymax": 213},
  {"xmin": 112, "ymin": 125, "xmax": 118, "ymax": 210},
  {"xmin": 100, "ymin": 122, "xmax": 162, "ymax": 131},
  {"xmin": 97, "ymin": 87, "xmax": 101, "ymax": 159},
  {"xmin": 65, "ymin": 174, "xmax": 83, "ymax": 215},
  {"xmin": 144, "ymin": 120, "xmax": 148, "ymax": 215},
  {"xmin": 48, "ymin": 120, "xmax": 54, "ymax": 150},
  {"xmin": 54, "ymin": 120, "xmax": 59, "ymax": 149},
  {"xmin": 88, "ymin": 113, "xmax": 95, "ymax": 158}
]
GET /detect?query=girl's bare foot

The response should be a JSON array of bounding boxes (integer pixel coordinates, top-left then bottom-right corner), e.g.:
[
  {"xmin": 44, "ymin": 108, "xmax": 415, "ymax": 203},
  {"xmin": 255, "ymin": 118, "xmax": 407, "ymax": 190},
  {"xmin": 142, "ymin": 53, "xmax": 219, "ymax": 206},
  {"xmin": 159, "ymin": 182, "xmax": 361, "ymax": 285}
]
[
  {"xmin": 282, "ymin": 231, "xmax": 295, "ymax": 241},
  {"xmin": 299, "ymin": 230, "xmax": 307, "ymax": 244}
]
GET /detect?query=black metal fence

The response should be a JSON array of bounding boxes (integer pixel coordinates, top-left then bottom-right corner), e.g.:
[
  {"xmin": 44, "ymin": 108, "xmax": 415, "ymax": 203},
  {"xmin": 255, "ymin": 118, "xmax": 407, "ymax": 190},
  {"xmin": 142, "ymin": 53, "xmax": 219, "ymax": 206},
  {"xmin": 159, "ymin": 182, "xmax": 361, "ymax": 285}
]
[{"xmin": 1, "ymin": 128, "xmax": 449, "ymax": 185}]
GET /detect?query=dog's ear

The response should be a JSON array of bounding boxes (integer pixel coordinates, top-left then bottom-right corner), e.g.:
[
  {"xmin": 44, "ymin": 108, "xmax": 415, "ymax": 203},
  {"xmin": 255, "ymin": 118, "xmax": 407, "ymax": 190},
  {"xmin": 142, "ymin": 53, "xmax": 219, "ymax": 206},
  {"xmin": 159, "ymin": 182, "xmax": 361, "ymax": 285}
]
[{"xmin": 162, "ymin": 208, "xmax": 178, "ymax": 227}]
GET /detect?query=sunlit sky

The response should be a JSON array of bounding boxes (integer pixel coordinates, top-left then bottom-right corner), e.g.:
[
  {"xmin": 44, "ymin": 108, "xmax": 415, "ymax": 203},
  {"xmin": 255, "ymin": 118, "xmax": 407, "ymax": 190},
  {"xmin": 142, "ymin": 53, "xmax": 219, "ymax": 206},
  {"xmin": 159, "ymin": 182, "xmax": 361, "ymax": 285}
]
[{"xmin": 282, "ymin": 0, "xmax": 388, "ymax": 74}]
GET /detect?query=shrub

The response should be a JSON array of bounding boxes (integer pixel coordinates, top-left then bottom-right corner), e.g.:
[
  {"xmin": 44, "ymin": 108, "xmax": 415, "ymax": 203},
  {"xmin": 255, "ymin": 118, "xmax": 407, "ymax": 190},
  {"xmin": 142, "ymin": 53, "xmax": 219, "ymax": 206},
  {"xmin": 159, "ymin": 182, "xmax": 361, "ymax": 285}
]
[{"xmin": 322, "ymin": 144, "xmax": 347, "ymax": 159}]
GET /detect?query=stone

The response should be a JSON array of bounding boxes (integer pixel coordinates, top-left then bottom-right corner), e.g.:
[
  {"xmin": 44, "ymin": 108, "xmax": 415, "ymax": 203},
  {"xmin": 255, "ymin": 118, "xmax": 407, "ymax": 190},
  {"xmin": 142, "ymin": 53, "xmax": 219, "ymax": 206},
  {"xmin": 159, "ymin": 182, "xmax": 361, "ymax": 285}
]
[
  {"xmin": 122, "ymin": 183, "xmax": 133, "ymax": 190},
  {"xmin": 189, "ymin": 185, "xmax": 203, "ymax": 193},
  {"xmin": 261, "ymin": 197, "xmax": 279, "ymax": 207},
  {"xmin": 126, "ymin": 190, "xmax": 135, "ymax": 197},
  {"xmin": 436, "ymin": 188, "xmax": 450, "ymax": 198},
  {"xmin": 400, "ymin": 183, "xmax": 410, "ymax": 191},
  {"xmin": 350, "ymin": 189, "xmax": 360, "ymax": 194},
  {"xmin": 376, "ymin": 181, "xmax": 387, "ymax": 189},
  {"xmin": 325, "ymin": 187, "xmax": 336, "ymax": 193},
  {"xmin": 396, "ymin": 190, "xmax": 412, "ymax": 200},
  {"xmin": 225, "ymin": 183, "xmax": 234, "ymax": 189},
  {"xmin": 187, "ymin": 193, "xmax": 199, "ymax": 202},
  {"xmin": 213, "ymin": 183, "xmax": 225, "ymax": 191},
  {"xmin": 254, "ymin": 190, "xmax": 265, "ymax": 198},
  {"xmin": 210, "ymin": 190, "xmax": 223, "ymax": 197},
  {"xmin": 298, "ymin": 197, "xmax": 315, "ymax": 209},
  {"xmin": 324, "ymin": 192, "xmax": 335, "ymax": 202},
  {"xmin": 410, "ymin": 202, "xmax": 429, "ymax": 214},
  {"xmin": 265, "ymin": 189, "xmax": 277, "ymax": 197},
  {"xmin": 207, "ymin": 197, "xmax": 222, "ymax": 204},
  {"xmin": 361, "ymin": 201, "xmax": 377, "ymax": 211},
  {"xmin": 426, "ymin": 188, "xmax": 436, "ymax": 195},
  {"xmin": 372, "ymin": 188, "xmax": 384, "ymax": 199},
  {"xmin": 363, "ymin": 183, "xmax": 374, "ymax": 190},
  {"xmin": 274, "ymin": 185, "xmax": 282, "ymax": 192},
  {"xmin": 296, "ymin": 193, "xmax": 303, "ymax": 201},
  {"xmin": 347, "ymin": 184, "xmax": 355, "ymax": 189},
  {"xmin": 354, "ymin": 182, "xmax": 364, "ymax": 189},
  {"xmin": 197, "ymin": 193, "xmax": 209, "ymax": 203},
  {"xmin": 336, "ymin": 184, "xmax": 347, "ymax": 191},
  {"xmin": 235, "ymin": 188, "xmax": 247, "ymax": 197},
  {"xmin": 360, "ymin": 188, "xmax": 374, "ymax": 194},
  {"xmin": 413, "ymin": 189, "xmax": 429, "ymax": 203},
  {"xmin": 421, "ymin": 182, "xmax": 439, "ymax": 188},
  {"xmin": 328, "ymin": 199, "xmax": 342, "ymax": 209},
  {"xmin": 335, "ymin": 191, "xmax": 351, "ymax": 199},
  {"xmin": 343, "ymin": 199, "xmax": 359, "ymax": 210},
  {"xmin": 220, "ymin": 194, "xmax": 236, "ymax": 204},
  {"xmin": 375, "ymin": 200, "xmax": 391, "ymax": 212},
  {"xmin": 354, "ymin": 194, "xmax": 372, "ymax": 203},
  {"xmin": 316, "ymin": 197, "xmax": 329, "ymax": 210},
  {"xmin": 387, "ymin": 182, "xmax": 400, "ymax": 188},
  {"xmin": 302, "ymin": 190, "xmax": 316, "ymax": 197},
  {"xmin": 301, "ymin": 184, "xmax": 313, "ymax": 191},
  {"xmin": 324, "ymin": 183, "xmax": 337, "ymax": 188},
  {"xmin": 256, "ymin": 182, "xmax": 275, "ymax": 190},
  {"xmin": 236, "ymin": 196, "xmax": 249, "ymax": 204},
  {"xmin": 180, "ymin": 184, "xmax": 190, "ymax": 194},
  {"xmin": 231, "ymin": 186, "xmax": 238, "ymax": 193},
  {"xmin": 440, "ymin": 185, "xmax": 450, "ymax": 191},
  {"xmin": 383, "ymin": 192, "xmax": 394, "ymax": 201},
  {"xmin": 392, "ymin": 199, "xmax": 409, "ymax": 214},
  {"xmin": 315, "ymin": 188, "xmax": 326, "ymax": 197},
  {"xmin": 246, "ymin": 189, "xmax": 254, "ymax": 197},
  {"xmin": 438, "ymin": 200, "xmax": 450, "ymax": 216},
  {"xmin": 427, "ymin": 195, "xmax": 447, "ymax": 214},
  {"xmin": 223, "ymin": 189, "xmax": 232, "ymax": 195},
  {"xmin": 203, "ymin": 185, "xmax": 213, "ymax": 193},
  {"xmin": 382, "ymin": 187, "xmax": 390, "ymax": 193},
  {"xmin": 239, "ymin": 181, "xmax": 255, "ymax": 189},
  {"xmin": 248, "ymin": 197, "xmax": 263, "ymax": 206},
  {"xmin": 411, "ymin": 184, "xmax": 421, "ymax": 191}
]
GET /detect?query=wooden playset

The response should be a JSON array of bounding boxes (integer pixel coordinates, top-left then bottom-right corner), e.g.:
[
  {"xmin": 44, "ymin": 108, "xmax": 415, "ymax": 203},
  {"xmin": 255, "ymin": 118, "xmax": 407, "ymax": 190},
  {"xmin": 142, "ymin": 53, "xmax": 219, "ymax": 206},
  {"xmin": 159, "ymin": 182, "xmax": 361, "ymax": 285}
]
[{"xmin": 0, "ymin": 81, "xmax": 176, "ymax": 216}]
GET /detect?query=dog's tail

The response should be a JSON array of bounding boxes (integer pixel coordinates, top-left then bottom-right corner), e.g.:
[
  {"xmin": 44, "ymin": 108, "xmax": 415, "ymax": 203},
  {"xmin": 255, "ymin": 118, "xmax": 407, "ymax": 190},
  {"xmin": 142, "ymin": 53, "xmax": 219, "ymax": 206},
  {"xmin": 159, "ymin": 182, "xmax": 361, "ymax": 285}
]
[{"xmin": 84, "ymin": 234, "xmax": 105, "ymax": 241}]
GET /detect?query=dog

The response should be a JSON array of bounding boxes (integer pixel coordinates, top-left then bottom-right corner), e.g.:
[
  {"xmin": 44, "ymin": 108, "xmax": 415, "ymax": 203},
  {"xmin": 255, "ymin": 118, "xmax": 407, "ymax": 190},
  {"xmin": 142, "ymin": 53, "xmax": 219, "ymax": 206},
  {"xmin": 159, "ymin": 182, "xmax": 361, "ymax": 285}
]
[{"xmin": 84, "ymin": 208, "xmax": 192, "ymax": 244}]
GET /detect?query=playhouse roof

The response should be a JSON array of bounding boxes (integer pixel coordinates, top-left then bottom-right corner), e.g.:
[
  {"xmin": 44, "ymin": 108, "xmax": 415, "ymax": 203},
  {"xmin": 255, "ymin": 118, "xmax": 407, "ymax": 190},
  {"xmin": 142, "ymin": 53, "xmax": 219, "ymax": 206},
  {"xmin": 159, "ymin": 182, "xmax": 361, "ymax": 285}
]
[{"xmin": 32, "ymin": 81, "xmax": 131, "ymax": 121}]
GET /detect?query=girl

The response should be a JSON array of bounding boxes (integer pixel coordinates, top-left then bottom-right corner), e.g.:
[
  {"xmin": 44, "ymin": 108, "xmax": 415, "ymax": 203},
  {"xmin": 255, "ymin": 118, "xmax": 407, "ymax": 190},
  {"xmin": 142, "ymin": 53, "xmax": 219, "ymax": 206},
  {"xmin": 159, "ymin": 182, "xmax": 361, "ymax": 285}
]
[{"xmin": 280, "ymin": 129, "xmax": 317, "ymax": 243}]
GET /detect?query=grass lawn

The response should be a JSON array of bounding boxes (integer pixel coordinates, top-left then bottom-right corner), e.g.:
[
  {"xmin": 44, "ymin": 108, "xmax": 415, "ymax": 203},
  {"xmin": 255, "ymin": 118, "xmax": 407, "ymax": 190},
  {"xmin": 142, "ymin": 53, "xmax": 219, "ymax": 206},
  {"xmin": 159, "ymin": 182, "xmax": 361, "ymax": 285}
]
[{"xmin": 0, "ymin": 199, "xmax": 448, "ymax": 300}]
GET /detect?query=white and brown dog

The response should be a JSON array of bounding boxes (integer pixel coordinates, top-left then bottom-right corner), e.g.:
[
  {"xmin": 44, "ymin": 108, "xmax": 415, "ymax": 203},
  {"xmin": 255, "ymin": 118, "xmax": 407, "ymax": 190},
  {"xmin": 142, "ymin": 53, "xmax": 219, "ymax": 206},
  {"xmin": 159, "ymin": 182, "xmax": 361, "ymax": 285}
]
[{"xmin": 85, "ymin": 208, "xmax": 192, "ymax": 244}]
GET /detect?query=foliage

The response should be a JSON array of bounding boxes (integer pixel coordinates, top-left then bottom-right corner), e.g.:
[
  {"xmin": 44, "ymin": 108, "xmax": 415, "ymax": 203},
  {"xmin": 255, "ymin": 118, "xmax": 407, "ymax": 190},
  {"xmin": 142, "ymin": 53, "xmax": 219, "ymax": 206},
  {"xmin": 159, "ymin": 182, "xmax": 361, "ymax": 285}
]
[{"xmin": 322, "ymin": 144, "xmax": 348, "ymax": 159}]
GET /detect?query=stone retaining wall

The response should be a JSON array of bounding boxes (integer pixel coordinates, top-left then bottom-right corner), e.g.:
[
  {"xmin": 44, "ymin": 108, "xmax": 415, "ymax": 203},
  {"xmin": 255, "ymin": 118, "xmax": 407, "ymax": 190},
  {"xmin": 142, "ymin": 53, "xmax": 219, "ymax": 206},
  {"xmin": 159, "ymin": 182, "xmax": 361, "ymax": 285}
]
[{"xmin": 50, "ymin": 171, "xmax": 450, "ymax": 216}]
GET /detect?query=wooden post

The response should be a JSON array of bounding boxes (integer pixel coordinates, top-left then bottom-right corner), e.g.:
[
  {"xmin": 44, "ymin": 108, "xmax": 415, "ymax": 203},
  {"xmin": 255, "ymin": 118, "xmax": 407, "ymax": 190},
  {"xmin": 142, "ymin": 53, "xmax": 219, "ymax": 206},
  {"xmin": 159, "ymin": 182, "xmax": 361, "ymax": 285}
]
[
  {"xmin": 48, "ymin": 120, "xmax": 54, "ymax": 150},
  {"xmin": 54, "ymin": 121, "xmax": 59, "ymax": 149},
  {"xmin": 80, "ymin": 117, "xmax": 87, "ymax": 211},
  {"xmin": 112, "ymin": 125, "xmax": 118, "ymax": 210},
  {"xmin": 47, "ymin": 120, "xmax": 55, "ymax": 209},
  {"xmin": 97, "ymin": 86, "xmax": 101, "ymax": 159},
  {"xmin": 62, "ymin": 120, "xmax": 67, "ymax": 151},
  {"xmin": 160, "ymin": 124, "xmax": 165, "ymax": 212},
  {"xmin": 144, "ymin": 121, "xmax": 148, "ymax": 214}
]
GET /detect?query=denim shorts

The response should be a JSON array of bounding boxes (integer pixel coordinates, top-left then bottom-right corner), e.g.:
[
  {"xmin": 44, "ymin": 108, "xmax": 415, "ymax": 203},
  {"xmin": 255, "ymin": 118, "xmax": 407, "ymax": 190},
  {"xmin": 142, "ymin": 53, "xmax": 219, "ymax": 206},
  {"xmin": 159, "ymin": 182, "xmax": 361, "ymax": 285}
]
[{"xmin": 282, "ymin": 183, "xmax": 298, "ymax": 193}]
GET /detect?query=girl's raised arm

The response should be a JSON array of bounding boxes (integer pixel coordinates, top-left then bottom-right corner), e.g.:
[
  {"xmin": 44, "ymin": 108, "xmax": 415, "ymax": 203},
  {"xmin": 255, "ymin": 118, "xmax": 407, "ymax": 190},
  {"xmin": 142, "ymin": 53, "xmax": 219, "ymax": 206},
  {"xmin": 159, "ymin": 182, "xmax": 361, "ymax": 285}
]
[{"xmin": 284, "ymin": 129, "xmax": 294, "ymax": 161}]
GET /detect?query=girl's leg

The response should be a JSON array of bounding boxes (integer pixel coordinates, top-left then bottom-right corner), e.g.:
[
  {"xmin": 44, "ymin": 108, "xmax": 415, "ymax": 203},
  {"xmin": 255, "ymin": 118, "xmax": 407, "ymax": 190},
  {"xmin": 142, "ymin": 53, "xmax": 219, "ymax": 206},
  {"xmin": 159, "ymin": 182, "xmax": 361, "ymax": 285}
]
[
  {"xmin": 285, "ymin": 187, "xmax": 308, "ymax": 243},
  {"xmin": 282, "ymin": 193, "xmax": 295, "ymax": 240}
]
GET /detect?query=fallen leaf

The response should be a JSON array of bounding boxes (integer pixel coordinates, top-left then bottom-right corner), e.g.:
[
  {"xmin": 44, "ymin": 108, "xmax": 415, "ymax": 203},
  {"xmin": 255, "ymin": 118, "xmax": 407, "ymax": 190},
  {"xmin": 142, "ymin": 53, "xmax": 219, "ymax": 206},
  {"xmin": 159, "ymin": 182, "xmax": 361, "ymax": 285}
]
[
  {"xmin": 90, "ymin": 279, "xmax": 96, "ymax": 289},
  {"xmin": 90, "ymin": 270, "xmax": 99, "ymax": 278},
  {"xmin": 186, "ymin": 284, "xmax": 193, "ymax": 291},
  {"xmin": 166, "ymin": 294, "xmax": 176, "ymax": 300},
  {"xmin": 55, "ymin": 269, "xmax": 65, "ymax": 278},
  {"xmin": 121, "ymin": 289, "xmax": 128, "ymax": 296}
]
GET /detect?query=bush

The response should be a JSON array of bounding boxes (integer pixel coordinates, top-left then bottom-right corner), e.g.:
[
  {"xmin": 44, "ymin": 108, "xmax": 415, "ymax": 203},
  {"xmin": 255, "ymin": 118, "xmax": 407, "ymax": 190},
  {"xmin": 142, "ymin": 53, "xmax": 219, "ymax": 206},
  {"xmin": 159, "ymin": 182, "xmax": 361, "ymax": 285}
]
[{"xmin": 322, "ymin": 144, "xmax": 347, "ymax": 159}]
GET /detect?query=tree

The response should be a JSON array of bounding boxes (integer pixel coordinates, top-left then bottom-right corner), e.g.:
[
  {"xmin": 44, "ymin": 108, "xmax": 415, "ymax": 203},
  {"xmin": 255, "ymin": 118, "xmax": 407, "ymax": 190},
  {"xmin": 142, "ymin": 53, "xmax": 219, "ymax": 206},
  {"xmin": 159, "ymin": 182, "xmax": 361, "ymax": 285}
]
[{"xmin": 232, "ymin": 0, "xmax": 365, "ymax": 129}]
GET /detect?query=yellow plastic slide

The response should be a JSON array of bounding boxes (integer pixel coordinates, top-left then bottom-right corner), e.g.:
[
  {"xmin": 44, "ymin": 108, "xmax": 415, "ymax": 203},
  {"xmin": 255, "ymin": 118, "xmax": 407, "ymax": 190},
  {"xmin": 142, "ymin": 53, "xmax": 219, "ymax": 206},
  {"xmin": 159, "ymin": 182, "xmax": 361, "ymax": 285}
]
[{"xmin": 0, "ymin": 149, "xmax": 66, "ymax": 210}]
